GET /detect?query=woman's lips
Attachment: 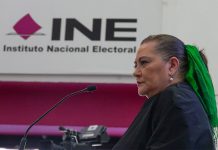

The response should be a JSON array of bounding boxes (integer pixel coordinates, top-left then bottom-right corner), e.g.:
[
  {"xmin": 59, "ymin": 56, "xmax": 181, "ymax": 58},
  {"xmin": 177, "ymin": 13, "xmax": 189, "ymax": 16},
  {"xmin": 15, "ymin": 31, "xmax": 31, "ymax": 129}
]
[{"xmin": 137, "ymin": 81, "xmax": 144, "ymax": 86}]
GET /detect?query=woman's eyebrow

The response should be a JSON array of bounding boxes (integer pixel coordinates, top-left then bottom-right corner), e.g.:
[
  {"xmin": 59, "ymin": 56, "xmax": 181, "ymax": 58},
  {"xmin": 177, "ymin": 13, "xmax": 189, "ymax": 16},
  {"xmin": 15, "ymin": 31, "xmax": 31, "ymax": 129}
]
[
  {"xmin": 138, "ymin": 56, "xmax": 151, "ymax": 61},
  {"xmin": 134, "ymin": 56, "xmax": 152, "ymax": 64}
]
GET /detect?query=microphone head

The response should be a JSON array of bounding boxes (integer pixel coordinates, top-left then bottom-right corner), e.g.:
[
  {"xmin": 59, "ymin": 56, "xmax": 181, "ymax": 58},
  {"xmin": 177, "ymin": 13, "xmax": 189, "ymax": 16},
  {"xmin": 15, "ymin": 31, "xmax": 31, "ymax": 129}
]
[
  {"xmin": 59, "ymin": 126, "xmax": 66, "ymax": 131},
  {"xmin": 86, "ymin": 85, "xmax": 97, "ymax": 92}
]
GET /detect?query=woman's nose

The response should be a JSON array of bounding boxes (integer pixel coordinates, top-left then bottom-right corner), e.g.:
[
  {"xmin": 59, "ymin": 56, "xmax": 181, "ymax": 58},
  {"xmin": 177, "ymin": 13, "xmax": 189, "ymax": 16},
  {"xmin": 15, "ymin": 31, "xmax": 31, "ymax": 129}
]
[{"xmin": 133, "ymin": 67, "xmax": 141, "ymax": 77}]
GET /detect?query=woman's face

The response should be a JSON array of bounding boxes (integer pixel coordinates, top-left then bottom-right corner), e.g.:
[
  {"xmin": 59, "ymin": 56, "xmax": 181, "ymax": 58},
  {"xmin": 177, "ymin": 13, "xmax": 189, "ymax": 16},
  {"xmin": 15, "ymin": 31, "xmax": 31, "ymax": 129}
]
[{"xmin": 133, "ymin": 41, "xmax": 172, "ymax": 98}]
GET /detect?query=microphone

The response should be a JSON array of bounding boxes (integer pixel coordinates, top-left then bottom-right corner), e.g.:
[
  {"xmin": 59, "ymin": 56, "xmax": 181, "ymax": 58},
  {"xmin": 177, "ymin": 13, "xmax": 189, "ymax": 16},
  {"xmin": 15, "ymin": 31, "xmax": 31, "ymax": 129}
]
[{"xmin": 19, "ymin": 85, "xmax": 96, "ymax": 150}]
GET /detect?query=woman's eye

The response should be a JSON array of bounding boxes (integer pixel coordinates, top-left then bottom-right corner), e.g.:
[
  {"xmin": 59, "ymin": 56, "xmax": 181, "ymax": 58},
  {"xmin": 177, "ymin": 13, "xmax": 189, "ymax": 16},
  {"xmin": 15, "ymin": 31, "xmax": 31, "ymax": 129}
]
[
  {"xmin": 134, "ymin": 63, "xmax": 137, "ymax": 68},
  {"xmin": 134, "ymin": 60, "xmax": 149, "ymax": 68},
  {"xmin": 140, "ymin": 60, "xmax": 148, "ymax": 65}
]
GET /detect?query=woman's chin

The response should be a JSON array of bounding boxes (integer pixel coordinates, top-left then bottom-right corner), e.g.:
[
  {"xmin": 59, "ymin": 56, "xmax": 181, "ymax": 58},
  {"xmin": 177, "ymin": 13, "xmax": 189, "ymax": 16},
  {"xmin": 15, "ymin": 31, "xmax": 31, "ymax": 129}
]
[{"xmin": 138, "ymin": 90, "xmax": 147, "ymax": 97}]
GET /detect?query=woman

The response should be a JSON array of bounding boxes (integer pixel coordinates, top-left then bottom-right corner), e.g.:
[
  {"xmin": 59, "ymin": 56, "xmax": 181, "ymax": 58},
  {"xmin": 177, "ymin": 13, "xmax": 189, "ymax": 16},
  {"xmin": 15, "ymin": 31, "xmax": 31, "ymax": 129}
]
[{"xmin": 112, "ymin": 34, "xmax": 217, "ymax": 150}]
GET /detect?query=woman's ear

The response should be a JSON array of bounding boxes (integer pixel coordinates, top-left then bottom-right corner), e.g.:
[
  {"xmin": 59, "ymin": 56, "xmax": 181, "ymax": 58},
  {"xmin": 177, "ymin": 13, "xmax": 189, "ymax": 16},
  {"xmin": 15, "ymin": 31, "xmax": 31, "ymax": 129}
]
[{"xmin": 168, "ymin": 56, "xmax": 180, "ymax": 75}]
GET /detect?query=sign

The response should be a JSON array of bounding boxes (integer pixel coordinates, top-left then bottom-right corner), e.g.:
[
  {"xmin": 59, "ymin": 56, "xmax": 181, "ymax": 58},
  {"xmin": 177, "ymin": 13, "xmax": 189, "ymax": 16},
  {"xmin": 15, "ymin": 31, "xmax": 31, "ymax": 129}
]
[{"xmin": 0, "ymin": 0, "xmax": 161, "ymax": 75}]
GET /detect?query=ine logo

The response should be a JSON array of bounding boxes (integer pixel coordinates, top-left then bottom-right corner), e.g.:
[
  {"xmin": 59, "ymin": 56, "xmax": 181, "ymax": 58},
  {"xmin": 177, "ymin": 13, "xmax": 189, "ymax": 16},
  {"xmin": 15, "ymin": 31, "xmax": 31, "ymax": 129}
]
[
  {"xmin": 52, "ymin": 18, "xmax": 137, "ymax": 41},
  {"xmin": 6, "ymin": 13, "xmax": 137, "ymax": 41},
  {"xmin": 7, "ymin": 14, "xmax": 45, "ymax": 40}
]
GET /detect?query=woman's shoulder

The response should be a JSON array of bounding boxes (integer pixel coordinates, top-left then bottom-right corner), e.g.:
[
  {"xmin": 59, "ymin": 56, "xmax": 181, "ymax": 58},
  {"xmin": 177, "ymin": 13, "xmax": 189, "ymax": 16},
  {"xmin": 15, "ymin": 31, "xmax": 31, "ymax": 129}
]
[
  {"xmin": 161, "ymin": 81, "xmax": 196, "ymax": 98},
  {"xmin": 157, "ymin": 81, "xmax": 202, "ymax": 110},
  {"xmin": 164, "ymin": 81, "xmax": 193, "ymax": 93}
]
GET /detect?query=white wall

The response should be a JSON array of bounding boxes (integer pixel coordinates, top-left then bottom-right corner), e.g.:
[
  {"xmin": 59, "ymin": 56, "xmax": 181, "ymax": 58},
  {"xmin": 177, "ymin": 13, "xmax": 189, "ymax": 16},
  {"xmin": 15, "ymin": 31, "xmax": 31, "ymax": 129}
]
[
  {"xmin": 162, "ymin": 0, "xmax": 218, "ymax": 95},
  {"xmin": 0, "ymin": 0, "xmax": 217, "ymax": 96}
]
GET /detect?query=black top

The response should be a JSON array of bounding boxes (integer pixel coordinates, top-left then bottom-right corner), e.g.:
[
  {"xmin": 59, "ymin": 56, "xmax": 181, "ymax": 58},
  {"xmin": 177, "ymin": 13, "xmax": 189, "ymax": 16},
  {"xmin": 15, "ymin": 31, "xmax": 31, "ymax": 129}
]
[{"xmin": 112, "ymin": 82, "xmax": 215, "ymax": 150}]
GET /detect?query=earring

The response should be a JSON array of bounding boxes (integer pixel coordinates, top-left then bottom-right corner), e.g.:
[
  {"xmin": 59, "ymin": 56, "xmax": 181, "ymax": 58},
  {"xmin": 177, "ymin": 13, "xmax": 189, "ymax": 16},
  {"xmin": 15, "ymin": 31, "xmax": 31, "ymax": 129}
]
[{"xmin": 170, "ymin": 77, "xmax": 174, "ymax": 81}]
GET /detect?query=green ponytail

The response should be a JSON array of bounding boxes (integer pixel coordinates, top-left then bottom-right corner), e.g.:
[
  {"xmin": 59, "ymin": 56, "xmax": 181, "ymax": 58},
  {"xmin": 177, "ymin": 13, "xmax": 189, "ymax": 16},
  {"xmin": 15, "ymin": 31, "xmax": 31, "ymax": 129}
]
[{"xmin": 185, "ymin": 45, "xmax": 218, "ymax": 129}]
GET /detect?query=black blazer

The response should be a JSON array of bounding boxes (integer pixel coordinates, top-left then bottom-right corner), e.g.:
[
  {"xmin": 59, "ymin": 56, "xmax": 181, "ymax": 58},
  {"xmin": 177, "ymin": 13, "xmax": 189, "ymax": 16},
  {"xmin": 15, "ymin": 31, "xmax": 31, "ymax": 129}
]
[{"xmin": 112, "ymin": 82, "xmax": 215, "ymax": 150}]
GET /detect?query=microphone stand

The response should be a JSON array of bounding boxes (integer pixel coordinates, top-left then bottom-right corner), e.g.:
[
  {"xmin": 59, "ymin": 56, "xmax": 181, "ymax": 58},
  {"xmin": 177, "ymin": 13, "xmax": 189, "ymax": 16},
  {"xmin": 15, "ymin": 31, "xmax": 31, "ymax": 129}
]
[{"xmin": 19, "ymin": 85, "xmax": 96, "ymax": 150}]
